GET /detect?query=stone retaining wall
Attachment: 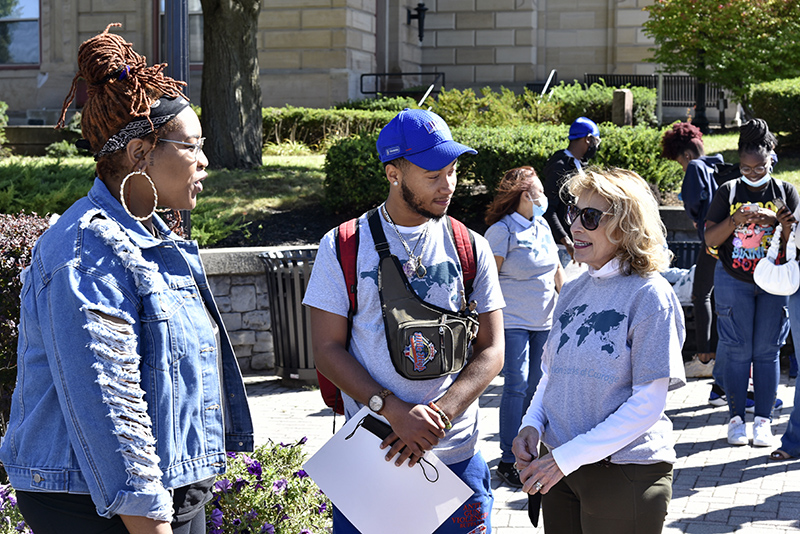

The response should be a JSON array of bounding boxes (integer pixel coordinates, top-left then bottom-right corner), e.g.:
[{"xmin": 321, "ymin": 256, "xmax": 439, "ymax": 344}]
[{"xmin": 200, "ymin": 247, "xmax": 282, "ymax": 373}]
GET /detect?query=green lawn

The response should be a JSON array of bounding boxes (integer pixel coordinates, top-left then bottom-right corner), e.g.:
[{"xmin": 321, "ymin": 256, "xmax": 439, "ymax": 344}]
[{"xmin": 703, "ymin": 132, "xmax": 800, "ymax": 187}]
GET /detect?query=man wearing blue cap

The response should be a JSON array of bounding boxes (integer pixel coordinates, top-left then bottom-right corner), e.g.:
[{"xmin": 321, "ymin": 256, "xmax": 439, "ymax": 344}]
[
  {"xmin": 542, "ymin": 116, "xmax": 601, "ymax": 267},
  {"xmin": 304, "ymin": 108, "xmax": 505, "ymax": 533}
]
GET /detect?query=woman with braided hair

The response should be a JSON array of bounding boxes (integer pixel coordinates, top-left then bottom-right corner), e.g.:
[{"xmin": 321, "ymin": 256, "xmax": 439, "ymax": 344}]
[
  {"xmin": 705, "ymin": 118, "xmax": 798, "ymax": 448},
  {"xmin": 0, "ymin": 25, "xmax": 253, "ymax": 534}
]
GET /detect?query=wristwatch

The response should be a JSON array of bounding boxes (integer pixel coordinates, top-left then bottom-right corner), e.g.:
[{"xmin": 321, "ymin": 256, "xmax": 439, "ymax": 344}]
[{"xmin": 368, "ymin": 388, "xmax": 394, "ymax": 414}]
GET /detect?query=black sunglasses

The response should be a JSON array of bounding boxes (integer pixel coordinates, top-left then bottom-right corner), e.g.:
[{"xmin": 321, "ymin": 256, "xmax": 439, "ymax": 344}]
[{"xmin": 566, "ymin": 204, "xmax": 610, "ymax": 231}]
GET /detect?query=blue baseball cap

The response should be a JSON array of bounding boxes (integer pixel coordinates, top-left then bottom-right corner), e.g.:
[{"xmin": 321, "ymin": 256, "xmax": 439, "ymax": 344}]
[
  {"xmin": 376, "ymin": 108, "xmax": 477, "ymax": 171},
  {"xmin": 568, "ymin": 117, "xmax": 600, "ymax": 140}
]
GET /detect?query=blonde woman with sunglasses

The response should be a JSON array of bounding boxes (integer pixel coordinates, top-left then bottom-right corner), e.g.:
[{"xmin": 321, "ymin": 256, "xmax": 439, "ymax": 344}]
[{"xmin": 512, "ymin": 167, "xmax": 686, "ymax": 534}]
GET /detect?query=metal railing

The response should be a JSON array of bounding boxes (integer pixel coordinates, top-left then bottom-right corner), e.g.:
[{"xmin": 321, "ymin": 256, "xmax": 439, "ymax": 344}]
[
  {"xmin": 360, "ymin": 72, "xmax": 446, "ymax": 97},
  {"xmin": 584, "ymin": 74, "xmax": 722, "ymax": 107}
]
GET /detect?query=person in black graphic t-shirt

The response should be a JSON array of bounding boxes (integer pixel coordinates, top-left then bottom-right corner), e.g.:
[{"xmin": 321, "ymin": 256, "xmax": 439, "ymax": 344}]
[{"xmin": 705, "ymin": 119, "xmax": 799, "ymax": 449}]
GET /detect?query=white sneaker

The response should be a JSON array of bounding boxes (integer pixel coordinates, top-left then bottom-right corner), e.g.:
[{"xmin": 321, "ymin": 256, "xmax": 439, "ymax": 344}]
[
  {"xmin": 684, "ymin": 356, "xmax": 715, "ymax": 378},
  {"xmin": 753, "ymin": 416, "xmax": 774, "ymax": 447},
  {"xmin": 727, "ymin": 416, "xmax": 748, "ymax": 446}
]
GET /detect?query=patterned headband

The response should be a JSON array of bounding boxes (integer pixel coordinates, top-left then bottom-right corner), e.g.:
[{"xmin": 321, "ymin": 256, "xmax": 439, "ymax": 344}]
[{"xmin": 95, "ymin": 96, "xmax": 190, "ymax": 159}]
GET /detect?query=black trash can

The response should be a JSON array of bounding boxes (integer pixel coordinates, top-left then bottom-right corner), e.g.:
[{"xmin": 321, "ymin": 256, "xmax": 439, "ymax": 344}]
[{"xmin": 259, "ymin": 247, "xmax": 319, "ymax": 384}]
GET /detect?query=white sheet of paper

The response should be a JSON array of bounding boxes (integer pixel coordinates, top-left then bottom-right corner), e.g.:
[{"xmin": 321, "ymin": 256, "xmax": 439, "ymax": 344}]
[{"xmin": 304, "ymin": 406, "xmax": 473, "ymax": 534}]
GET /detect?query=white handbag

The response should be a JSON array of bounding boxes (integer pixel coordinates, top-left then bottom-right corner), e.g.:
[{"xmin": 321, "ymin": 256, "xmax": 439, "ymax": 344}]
[{"xmin": 753, "ymin": 223, "xmax": 800, "ymax": 296}]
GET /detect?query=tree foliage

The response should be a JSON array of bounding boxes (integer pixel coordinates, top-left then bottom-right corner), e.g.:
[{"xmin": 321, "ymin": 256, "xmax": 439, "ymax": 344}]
[{"xmin": 643, "ymin": 0, "xmax": 800, "ymax": 103}]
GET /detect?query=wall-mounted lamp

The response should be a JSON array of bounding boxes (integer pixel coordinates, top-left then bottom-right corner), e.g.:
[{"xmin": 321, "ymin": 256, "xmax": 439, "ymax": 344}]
[{"xmin": 407, "ymin": 3, "xmax": 428, "ymax": 43}]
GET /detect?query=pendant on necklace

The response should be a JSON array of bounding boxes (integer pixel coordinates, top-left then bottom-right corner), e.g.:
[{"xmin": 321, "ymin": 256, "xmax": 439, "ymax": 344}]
[
  {"xmin": 403, "ymin": 259, "xmax": 417, "ymax": 278},
  {"xmin": 415, "ymin": 263, "xmax": 427, "ymax": 278}
]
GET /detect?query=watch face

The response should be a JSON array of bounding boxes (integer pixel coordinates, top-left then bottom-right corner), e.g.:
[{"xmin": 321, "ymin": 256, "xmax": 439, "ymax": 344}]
[{"xmin": 369, "ymin": 395, "xmax": 383, "ymax": 412}]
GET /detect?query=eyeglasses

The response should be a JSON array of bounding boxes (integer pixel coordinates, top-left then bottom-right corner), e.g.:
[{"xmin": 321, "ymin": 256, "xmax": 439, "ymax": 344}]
[
  {"xmin": 589, "ymin": 135, "xmax": 602, "ymax": 147},
  {"xmin": 160, "ymin": 137, "xmax": 205, "ymax": 161},
  {"xmin": 739, "ymin": 164, "xmax": 768, "ymax": 175},
  {"xmin": 566, "ymin": 204, "xmax": 611, "ymax": 231}
]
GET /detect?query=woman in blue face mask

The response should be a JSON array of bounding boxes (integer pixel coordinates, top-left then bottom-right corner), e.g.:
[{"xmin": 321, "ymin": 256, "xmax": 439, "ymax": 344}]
[
  {"xmin": 704, "ymin": 119, "xmax": 798, "ymax": 449},
  {"xmin": 484, "ymin": 166, "xmax": 565, "ymax": 487}
]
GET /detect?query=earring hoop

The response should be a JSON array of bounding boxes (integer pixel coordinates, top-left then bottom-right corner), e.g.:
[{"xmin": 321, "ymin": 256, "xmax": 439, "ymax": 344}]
[{"xmin": 120, "ymin": 170, "xmax": 158, "ymax": 222}]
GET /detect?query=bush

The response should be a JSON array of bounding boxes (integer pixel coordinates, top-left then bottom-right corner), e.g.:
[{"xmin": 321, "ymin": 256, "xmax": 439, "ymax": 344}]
[
  {"xmin": 333, "ymin": 95, "xmax": 418, "ymax": 112},
  {"xmin": 0, "ymin": 213, "xmax": 50, "ymax": 467},
  {"xmin": 206, "ymin": 439, "xmax": 331, "ymax": 534},
  {"xmin": 749, "ymin": 77, "xmax": 800, "ymax": 138},
  {"xmin": 428, "ymin": 87, "xmax": 560, "ymax": 128},
  {"xmin": 323, "ymin": 124, "xmax": 682, "ymax": 230},
  {"xmin": 549, "ymin": 81, "xmax": 657, "ymax": 128},
  {"xmin": 0, "ymin": 156, "xmax": 94, "ymax": 215},
  {"xmin": 262, "ymin": 106, "xmax": 396, "ymax": 151}
]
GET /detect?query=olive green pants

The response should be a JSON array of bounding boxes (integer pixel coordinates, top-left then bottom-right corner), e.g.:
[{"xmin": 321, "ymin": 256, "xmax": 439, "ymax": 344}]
[{"xmin": 542, "ymin": 461, "xmax": 673, "ymax": 534}]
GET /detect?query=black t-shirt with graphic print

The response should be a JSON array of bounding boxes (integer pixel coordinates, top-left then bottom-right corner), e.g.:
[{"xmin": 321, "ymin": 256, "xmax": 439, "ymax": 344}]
[{"xmin": 705, "ymin": 178, "xmax": 800, "ymax": 284}]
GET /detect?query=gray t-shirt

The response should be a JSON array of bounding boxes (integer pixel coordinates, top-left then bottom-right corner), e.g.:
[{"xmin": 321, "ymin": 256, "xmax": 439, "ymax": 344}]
[
  {"xmin": 303, "ymin": 209, "xmax": 505, "ymax": 464},
  {"xmin": 485, "ymin": 212, "xmax": 559, "ymax": 330},
  {"xmin": 541, "ymin": 270, "xmax": 686, "ymax": 465}
]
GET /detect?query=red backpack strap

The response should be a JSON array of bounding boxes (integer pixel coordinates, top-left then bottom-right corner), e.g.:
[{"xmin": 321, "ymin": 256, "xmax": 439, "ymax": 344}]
[
  {"xmin": 335, "ymin": 217, "xmax": 360, "ymax": 319},
  {"xmin": 447, "ymin": 216, "xmax": 477, "ymax": 298},
  {"xmin": 315, "ymin": 217, "xmax": 360, "ymax": 417}
]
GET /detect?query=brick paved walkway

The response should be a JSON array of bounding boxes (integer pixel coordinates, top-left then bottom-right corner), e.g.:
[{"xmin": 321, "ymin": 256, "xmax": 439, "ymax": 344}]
[{"xmin": 244, "ymin": 372, "xmax": 800, "ymax": 533}]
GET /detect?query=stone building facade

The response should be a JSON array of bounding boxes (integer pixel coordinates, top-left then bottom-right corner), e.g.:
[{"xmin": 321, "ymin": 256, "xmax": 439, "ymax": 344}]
[{"xmin": 2, "ymin": 0, "xmax": 657, "ymax": 120}]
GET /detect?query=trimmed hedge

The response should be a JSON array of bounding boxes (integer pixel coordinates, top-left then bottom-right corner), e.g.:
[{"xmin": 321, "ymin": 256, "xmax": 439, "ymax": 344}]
[
  {"xmin": 750, "ymin": 77, "xmax": 800, "ymax": 137},
  {"xmin": 264, "ymin": 84, "xmax": 657, "ymax": 151},
  {"xmin": 262, "ymin": 106, "xmax": 395, "ymax": 150},
  {"xmin": 323, "ymin": 124, "xmax": 681, "ymax": 231}
]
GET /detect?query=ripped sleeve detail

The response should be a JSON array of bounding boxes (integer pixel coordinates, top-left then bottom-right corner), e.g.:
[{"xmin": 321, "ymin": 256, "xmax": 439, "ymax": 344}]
[
  {"xmin": 79, "ymin": 209, "xmax": 167, "ymax": 296},
  {"xmin": 81, "ymin": 305, "xmax": 172, "ymax": 522}
]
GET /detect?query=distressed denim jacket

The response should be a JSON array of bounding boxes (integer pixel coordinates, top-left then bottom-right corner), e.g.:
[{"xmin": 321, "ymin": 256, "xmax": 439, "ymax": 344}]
[{"xmin": 0, "ymin": 179, "xmax": 254, "ymax": 522}]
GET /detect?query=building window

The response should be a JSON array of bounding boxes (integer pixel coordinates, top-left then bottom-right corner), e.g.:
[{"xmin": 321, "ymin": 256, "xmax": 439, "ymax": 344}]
[
  {"xmin": 0, "ymin": 0, "xmax": 39, "ymax": 65},
  {"xmin": 159, "ymin": 0, "xmax": 203, "ymax": 64}
]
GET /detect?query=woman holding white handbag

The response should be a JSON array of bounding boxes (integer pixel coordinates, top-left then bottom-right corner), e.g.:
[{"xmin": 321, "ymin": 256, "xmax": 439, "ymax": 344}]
[{"xmin": 704, "ymin": 119, "xmax": 798, "ymax": 448}]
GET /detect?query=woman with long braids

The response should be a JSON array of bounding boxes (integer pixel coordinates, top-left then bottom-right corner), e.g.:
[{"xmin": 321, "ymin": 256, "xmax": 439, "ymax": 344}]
[
  {"xmin": 0, "ymin": 25, "xmax": 253, "ymax": 533},
  {"xmin": 704, "ymin": 119, "xmax": 798, "ymax": 448}
]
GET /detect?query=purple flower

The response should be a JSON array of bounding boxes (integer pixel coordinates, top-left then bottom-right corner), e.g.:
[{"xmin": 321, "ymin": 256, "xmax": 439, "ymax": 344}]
[
  {"xmin": 298, "ymin": 436, "xmax": 308, "ymax": 445},
  {"xmin": 209, "ymin": 508, "xmax": 224, "ymax": 528},
  {"xmin": 299, "ymin": 529, "xmax": 312, "ymax": 534},
  {"xmin": 7, "ymin": 495, "xmax": 16, "ymax": 508},
  {"xmin": 234, "ymin": 477, "xmax": 249, "ymax": 492},
  {"xmin": 226, "ymin": 451, "xmax": 237, "ymax": 458},
  {"xmin": 214, "ymin": 479, "xmax": 233, "ymax": 494},
  {"xmin": 232, "ymin": 518, "xmax": 242, "ymax": 526},
  {"xmin": 272, "ymin": 503, "xmax": 284, "ymax": 512},
  {"xmin": 317, "ymin": 502, "xmax": 328, "ymax": 515},
  {"xmin": 279, "ymin": 441, "xmax": 290, "ymax": 448},
  {"xmin": 281, "ymin": 513, "xmax": 290, "ymax": 522},
  {"xmin": 294, "ymin": 469, "xmax": 308, "ymax": 479},
  {"xmin": 14, "ymin": 522, "xmax": 25, "ymax": 532},
  {"xmin": 260, "ymin": 524, "xmax": 275, "ymax": 534},
  {"xmin": 245, "ymin": 509, "xmax": 258, "ymax": 520},
  {"xmin": 272, "ymin": 478, "xmax": 288, "ymax": 494},
  {"xmin": 246, "ymin": 459, "xmax": 263, "ymax": 478}
]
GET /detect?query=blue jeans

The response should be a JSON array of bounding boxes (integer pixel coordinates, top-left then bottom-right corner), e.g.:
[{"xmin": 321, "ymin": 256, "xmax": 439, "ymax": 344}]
[
  {"xmin": 714, "ymin": 263, "xmax": 789, "ymax": 420},
  {"xmin": 332, "ymin": 451, "xmax": 493, "ymax": 533},
  {"xmin": 499, "ymin": 329, "xmax": 548, "ymax": 463},
  {"xmin": 779, "ymin": 292, "xmax": 800, "ymax": 455}
]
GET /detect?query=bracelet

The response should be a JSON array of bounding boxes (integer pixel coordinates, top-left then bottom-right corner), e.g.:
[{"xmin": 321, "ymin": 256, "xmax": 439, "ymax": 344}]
[{"xmin": 428, "ymin": 401, "xmax": 453, "ymax": 430}]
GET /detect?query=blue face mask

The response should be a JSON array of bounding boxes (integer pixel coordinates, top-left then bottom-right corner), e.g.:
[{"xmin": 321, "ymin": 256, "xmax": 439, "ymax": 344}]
[
  {"xmin": 741, "ymin": 174, "xmax": 771, "ymax": 188},
  {"xmin": 531, "ymin": 196, "xmax": 548, "ymax": 218}
]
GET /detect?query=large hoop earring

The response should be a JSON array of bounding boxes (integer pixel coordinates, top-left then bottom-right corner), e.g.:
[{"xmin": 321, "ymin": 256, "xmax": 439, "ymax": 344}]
[{"xmin": 120, "ymin": 170, "xmax": 158, "ymax": 222}]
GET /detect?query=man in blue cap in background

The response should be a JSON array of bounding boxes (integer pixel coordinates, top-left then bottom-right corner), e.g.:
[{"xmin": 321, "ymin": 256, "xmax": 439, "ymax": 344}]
[
  {"xmin": 304, "ymin": 108, "xmax": 505, "ymax": 533},
  {"xmin": 542, "ymin": 116, "xmax": 601, "ymax": 267}
]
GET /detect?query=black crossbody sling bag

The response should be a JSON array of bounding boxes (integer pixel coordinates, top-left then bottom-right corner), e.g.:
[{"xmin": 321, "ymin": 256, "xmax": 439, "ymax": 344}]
[{"xmin": 368, "ymin": 209, "xmax": 480, "ymax": 380}]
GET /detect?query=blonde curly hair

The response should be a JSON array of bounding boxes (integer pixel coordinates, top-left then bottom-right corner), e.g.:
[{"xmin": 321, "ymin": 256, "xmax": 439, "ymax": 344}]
[{"xmin": 566, "ymin": 167, "xmax": 672, "ymax": 276}]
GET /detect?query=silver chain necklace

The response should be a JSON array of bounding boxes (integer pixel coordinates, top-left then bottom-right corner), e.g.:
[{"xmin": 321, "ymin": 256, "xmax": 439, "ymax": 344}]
[{"xmin": 381, "ymin": 204, "xmax": 430, "ymax": 278}]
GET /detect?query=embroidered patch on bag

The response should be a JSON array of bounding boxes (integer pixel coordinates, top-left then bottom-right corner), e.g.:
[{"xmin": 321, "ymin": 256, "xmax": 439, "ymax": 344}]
[{"xmin": 404, "ymin": 331, "xmax": 437, "ymax": 372}]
